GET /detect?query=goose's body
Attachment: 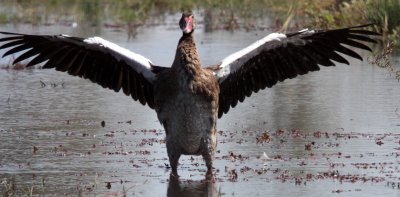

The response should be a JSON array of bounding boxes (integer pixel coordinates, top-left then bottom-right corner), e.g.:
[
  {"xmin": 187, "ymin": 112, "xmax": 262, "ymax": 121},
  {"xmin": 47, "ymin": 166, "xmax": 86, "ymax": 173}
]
[
  {"xmin": 0, "ymin": 11, "xmax": 379, "ymax": 177},
  {"xmin": 154, "ymin": 32, "xmax": 219, "ymax": 175}
]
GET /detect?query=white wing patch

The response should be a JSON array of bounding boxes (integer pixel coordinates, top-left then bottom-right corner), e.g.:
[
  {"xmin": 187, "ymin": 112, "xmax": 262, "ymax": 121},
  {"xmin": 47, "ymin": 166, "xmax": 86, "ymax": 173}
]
[
  {"xmin": 216, "ymin": 33, "xmax": 287, "ymax": 82},
  {"xmin": 84, "ymin": 37, "xmax": 156, "ymax": 81}
]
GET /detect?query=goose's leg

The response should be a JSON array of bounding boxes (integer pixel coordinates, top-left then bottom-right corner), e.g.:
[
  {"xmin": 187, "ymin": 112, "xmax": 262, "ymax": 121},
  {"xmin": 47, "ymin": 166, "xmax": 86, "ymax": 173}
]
[
  {"xmin": 203, "ymin": 152, "xmax": 213, "ymax": 175},
  {"xmin": 202, "ymin": 134, "xmax": 217, "ymax": 179},
  {"xmin": 167, "ymin": 140, "xmax": 181, "ymax": 177}
]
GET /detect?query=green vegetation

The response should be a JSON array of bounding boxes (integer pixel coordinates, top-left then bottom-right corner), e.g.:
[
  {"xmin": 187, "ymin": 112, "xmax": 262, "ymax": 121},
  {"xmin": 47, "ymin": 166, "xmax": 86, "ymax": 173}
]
[
  {"xmin": 366, "ymin": 0, "xmax": 400, "ymax": 43},
  {"xmin": 267, "ymin": 0, "xmax": 399, "ymax": 43},
  {"xmin": 0, "ymin": 0, "xmax": 398, "ymax": 38}
]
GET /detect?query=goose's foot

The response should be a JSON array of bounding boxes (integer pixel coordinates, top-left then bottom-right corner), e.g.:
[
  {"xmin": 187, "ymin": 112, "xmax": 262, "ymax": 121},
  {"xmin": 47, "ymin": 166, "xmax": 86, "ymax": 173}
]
[
  {"xmin": 167, "ymin": 149, "xmax": 181, "ymax": 180},
  {"xmin": 169, "ymin": 171, "xmax": 180, "ymax": 181},
  {"xmin": 205, "ymin": 169, "xmax": 215, "ymax": 182}
]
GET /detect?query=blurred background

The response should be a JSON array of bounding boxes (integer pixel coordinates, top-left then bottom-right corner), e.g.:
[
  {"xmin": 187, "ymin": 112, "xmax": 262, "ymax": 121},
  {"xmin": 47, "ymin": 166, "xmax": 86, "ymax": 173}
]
[{"xmin": 0, "ymin": 0, "xmax": 398, "ymax": 40}]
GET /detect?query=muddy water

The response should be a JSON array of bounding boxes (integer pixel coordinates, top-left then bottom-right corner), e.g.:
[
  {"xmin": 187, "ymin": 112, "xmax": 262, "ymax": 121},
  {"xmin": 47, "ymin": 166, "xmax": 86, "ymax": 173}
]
[{"xmin": 1, "ymin": 17, "xmax": 400, "ymax": 196}]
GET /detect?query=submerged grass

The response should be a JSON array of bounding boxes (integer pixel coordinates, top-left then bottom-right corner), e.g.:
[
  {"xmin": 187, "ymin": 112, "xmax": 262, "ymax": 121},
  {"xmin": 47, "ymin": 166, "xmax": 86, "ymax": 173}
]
[
  {"xmin": 368, "ymin": 41, "xmax": 399, "ymax": 80},
  {"xmin": 1, "ymin": 176, "xmax": 16, "ymax": 197},
  {"xmin": 1, "ymin": 176, "xmax": 48, "ymax": 197}
]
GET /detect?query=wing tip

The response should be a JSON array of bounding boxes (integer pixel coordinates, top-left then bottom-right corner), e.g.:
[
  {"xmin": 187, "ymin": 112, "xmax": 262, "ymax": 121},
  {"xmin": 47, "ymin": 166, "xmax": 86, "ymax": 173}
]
[{"xmin": 0, "ymin": 31, "xmax": 21, "ymax": 35}]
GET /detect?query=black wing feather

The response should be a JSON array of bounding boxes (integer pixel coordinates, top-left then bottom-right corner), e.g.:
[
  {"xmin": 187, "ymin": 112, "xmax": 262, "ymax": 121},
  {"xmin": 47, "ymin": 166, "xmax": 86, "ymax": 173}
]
[
  {"xmin": 215, "ymin": 25, "xmax": 379, "ymax": 118},
  {"xmin": 0, "ymin": 32, "xmax": 160, "ymax": 109}
]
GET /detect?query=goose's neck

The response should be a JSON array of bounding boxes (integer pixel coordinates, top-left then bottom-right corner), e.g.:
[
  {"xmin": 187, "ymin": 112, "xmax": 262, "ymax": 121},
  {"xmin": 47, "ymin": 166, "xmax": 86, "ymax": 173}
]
[{"xmin": 172, "ymin": 33, "xmax": 201, "ymax": 72}]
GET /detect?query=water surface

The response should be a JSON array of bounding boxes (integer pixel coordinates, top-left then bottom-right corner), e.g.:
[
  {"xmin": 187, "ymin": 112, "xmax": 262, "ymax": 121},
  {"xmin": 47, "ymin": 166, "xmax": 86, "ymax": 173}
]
[{"xmin": 1, "ymin": 15, "xmax": 400, "ymax": 197}]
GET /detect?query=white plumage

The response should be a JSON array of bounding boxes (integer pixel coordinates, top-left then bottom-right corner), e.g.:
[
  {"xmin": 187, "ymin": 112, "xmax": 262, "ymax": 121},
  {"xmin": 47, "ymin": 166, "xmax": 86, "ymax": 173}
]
[{"xmin": 216, "ymin": 33, "xmax": 286, "ymax": 81}]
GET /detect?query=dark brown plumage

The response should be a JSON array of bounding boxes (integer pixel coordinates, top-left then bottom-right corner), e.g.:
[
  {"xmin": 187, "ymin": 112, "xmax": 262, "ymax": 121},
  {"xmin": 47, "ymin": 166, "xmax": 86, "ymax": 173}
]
[
  {"xmin": 154, "ymin": 11, "xmax": 219, "ymax": 177},
  {"xmin": 0, "ymin": 12, "xmax": 380, "ymax": 178}
]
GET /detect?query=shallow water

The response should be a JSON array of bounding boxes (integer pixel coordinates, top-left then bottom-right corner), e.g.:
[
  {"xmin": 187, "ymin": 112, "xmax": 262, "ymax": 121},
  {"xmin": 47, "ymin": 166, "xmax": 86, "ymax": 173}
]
[{"xmin": 1, "ymin": 14, "xmax": 400, "ymax": 196}]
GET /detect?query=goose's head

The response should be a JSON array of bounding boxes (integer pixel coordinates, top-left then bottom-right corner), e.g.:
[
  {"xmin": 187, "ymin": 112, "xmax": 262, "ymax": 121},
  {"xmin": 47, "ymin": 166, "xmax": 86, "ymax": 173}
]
[{"xmin": 179, "ymin": 11, "xmax": 195, "ymax": 34}]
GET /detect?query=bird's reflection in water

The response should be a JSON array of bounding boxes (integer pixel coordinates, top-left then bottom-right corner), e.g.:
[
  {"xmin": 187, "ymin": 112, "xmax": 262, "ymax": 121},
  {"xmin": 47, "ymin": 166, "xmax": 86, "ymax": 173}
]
[{"xmin": 167, "ymin": 177, "xmax": 217, "ymax": 197}]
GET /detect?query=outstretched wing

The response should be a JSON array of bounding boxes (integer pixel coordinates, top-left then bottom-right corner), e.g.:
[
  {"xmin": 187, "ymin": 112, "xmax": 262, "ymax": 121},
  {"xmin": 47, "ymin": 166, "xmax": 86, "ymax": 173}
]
[
  {"xmin": 0, "ymin": 32, "xmax": 167, "ymax": 108},
  {"xmin": 212, "ymin": 24, "xmax": 380, "ymax": 118}
]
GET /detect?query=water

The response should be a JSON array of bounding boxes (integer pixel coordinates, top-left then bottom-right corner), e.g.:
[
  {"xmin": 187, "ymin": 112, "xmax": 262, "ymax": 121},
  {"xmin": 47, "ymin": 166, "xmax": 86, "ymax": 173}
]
[{"xmin": 1, "ymin": 16, "xmax": 400, "ymax": 196}]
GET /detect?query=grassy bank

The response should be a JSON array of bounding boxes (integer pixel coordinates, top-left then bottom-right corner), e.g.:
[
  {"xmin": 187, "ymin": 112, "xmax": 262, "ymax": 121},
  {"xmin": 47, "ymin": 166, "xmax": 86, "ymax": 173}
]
[
  {"xmin": 268, "ymin": 0, "xmax": 399, "ymax": 42},
  {"xmin": 0, "ymin": 1, "xmax": 398, "ymax": 34}
]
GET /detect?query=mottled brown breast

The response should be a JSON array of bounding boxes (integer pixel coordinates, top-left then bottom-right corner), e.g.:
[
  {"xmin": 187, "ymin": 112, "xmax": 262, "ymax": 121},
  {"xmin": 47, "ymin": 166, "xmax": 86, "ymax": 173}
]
[{"xmin": 153, "ymin": 32, "xmax": 220, "ymax": 155}]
